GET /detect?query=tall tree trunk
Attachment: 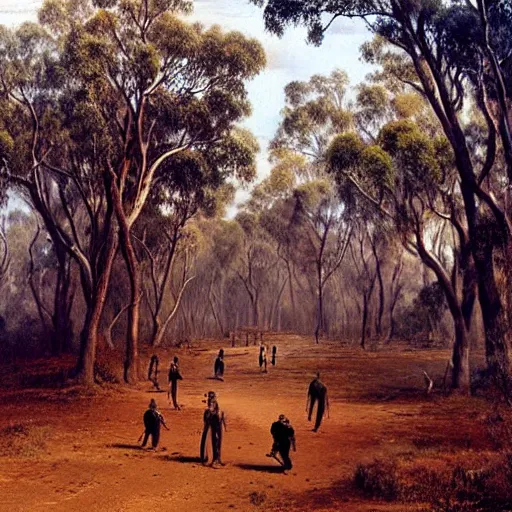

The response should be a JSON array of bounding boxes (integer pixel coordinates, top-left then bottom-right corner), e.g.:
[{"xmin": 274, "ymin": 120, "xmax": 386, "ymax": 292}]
[
  {"xmin": 411, "ymin": 46, "xmax": 510, "ymax": 385},
  {"xmin": 152, "ymin": 276, "xmax": 194, "ymax": 347},
  {"xmin": 460, "ymin": 254, "xmax": 477, "ymax": 331},
  {"xmin": 451, "ymin": 313, "xmax": 470, "ymax": 390},
  {"xmin": 385, "ymin": 256, "xmax": 403, "ymax": 343},
  {"xmin": 76, "ymin": 231, "xmax": 118, "ymax": 385},
  {"xmin": 372, "ymin": 246, "xmax": 384, "ymax": 338},
  {"xmin": 286, "ymin": 260, "xmax": 297, "ymax": 321},
  {"xmin": 52, "ymin": 254, "xmax": 74, "ymax": 354},
  {"xmin": 252, "ymin": 295, "xmax": 259, "ymax": 327},
  {"xmin": 315, "ymin": 261, "xmax": 323, "ymax": 343},
  {"xmin": 473, "ymin": 228, "xmax": 510, "ymax": 383},
  {"xmin": 120, "ymin": 235, "xmax": 141, "ymax": 384},
  {"xmin": 110, "ymin": 161, "xmax": 141, "ymax": 384},
  {"xmin": 360, "ymin": 294, "xmax": 369, "ymax": 350},
  {"xmin": 415, "ymin": 231, "xmax": 471, "ymax": 392}
]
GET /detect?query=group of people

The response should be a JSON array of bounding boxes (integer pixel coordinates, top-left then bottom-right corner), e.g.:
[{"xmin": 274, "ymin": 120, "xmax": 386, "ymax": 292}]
[
  {"xmin": 258, "ymin": 344, "xmax": 278, "ymax": 372},
  {"xmin": 140, "ymin": 391, "xmax": 226, "ymax": 467},
  {"xmin": 141, "ymin": 350, "xmax": 330, "ymax": 472}
]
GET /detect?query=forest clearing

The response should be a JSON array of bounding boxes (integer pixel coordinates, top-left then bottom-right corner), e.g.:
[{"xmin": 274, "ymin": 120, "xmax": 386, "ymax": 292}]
[
  {"xmin": 1, "ymin": 334, "xmax": 510, "ymax": 512},
  {"xmin": 1, "ymin": 0, "xmax": 512, "ymax": 510}
]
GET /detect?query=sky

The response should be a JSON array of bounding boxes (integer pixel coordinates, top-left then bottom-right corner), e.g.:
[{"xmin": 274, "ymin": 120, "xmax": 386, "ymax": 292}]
[{"xmin": 0, "ymin": 0, "xmax": 373, "ymax": 214}]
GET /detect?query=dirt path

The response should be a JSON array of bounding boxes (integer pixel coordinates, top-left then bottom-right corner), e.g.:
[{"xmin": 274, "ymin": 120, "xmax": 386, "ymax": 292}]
[{"xmin": 0, "ymin": 335, "xmax": 490, "ymax": 511}]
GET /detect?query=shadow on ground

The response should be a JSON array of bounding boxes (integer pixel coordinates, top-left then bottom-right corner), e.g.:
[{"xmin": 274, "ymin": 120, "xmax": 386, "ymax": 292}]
[
  {"xmin": 108, "ymin": 443, "xmax": 142, "ymax": 450},
  {"xmin": 235, "ymin": 463, "xmax": 284, "ymax": 473},
  {"xmin": 163, "ymin": 454, "xmax": 203, "ymax": 464}
]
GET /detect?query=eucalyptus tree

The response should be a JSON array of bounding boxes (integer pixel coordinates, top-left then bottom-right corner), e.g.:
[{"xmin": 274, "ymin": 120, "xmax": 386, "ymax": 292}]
[
  {"xmin": 290, "ymin": 179, "xmax": 352, "ymax": 342},
  {"xmin": 232, "ymin": 211, "xmax": 277, "ymax": 327},
  {"xmin": 250, "ymin": 0, "xmax": 511, "ymax": 393},
  {"xmin": 0, "ymin": 217, "xmax": 10, "ymax": 292},
  {"xmin": 271, "ymin": 69, "xmax": 353, "ymax": 160},
  {"xmin": 327, "ymin": 121, "xmax": 473, "ymax": 391},
  {"xmin": 0, "ymin": 26, "xmax": 77, "ymax": 357},
  {"xmin": 134, "ymin": 152, "xmax": 237, "ymax": 347},
  {"xmin": 349, "ymin": 225, "xmax": 378, "ymax": 349},
  {"xmin": 265, "ymin": 71, "xmax": 354, "ymax": 340},
  {"xmin": 0, "ymin": 0, "xmax": 265, "ymax": 384}
]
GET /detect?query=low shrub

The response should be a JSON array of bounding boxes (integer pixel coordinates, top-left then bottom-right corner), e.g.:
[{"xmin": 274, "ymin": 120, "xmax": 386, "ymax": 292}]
[
  {"xmin": 0, "ymin": 423, "xmax": 51, "ymax": 457},
  {"xmin": 249, "ymin": 491, "xmax": 267, "ymax": 506},
  {"xmin": 354, "ymin": 459, "xmax": 400, "ymax": 500},
  {"xmin": 354, "ymin": 456, "xmax": 512, "ymax": 511}
]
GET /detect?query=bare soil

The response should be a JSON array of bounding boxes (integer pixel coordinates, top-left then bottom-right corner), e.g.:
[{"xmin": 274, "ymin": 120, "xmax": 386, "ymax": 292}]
[{"xmin": 0, "ymin": 334, "xmax": 497, "ymax": 511}]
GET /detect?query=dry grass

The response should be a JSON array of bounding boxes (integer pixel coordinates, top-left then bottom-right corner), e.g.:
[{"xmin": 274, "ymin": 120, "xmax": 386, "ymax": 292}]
[
  {"xmin": 0, "ymin": 422, "xmax": 52, "ymax": 457},
  {"xmin": 353, "ymin": 452, "xmax": 512, "ymax": 511}
]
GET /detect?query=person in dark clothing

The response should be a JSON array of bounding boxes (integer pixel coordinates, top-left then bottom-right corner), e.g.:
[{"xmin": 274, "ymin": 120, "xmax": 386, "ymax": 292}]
[
  {"xmin": 200, "ymin": 391, "xmax": 226, "ymax": 466},
  {"xmin": 168, "ymin": 356, "xmax": 183, "ymax": 410},
  {"xmin": 306, "ymin": 372, "xmax": 329, "ymax": 432},
  {"xmin": 259, "ymin": 344, "xmax": 268, "ymax": 373},
  {"xmin": 214, "ymin": 349, "xmax": 225, "ymax": 380},
  {"xmin": 271, "ymin": 345, "xmax": 277, "ymax": 366},
  {"xmin": 268, "ymin": 414, "xmax": 295, "ymax": 471},
  {"xmin": 141, "ymin": 399, "xmax": 168, "ymax": 449},
  {"xmin": 147, "ymin": 355, "xmax": 160, "ymax": 390}
]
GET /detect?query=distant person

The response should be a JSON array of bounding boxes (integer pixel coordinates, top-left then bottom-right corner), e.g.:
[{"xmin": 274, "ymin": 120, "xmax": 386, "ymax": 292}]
[
  {"xmin": 214, "ymin": 349, "xmax": 225, "ymax": 380},
  {"xmin": 168, "ymin": 356, "xmax": 183, "ymax": 410},
  {"xmin": 259, "ymin": 344, "xmax": 268, "ymax": 373},
  {"xmin": 267, "ymin": 414, "xmax": 295, "ymax": 471},
  {"xmin": 141, "ymin": 399, "xmax": 168, "ymax": 449},
  {"xmin": 200, "ymin": 391, "xmax": 226, "ymax": 466},
  {"xmin": 271, "ymin": 345, "xmax": 277, "ymax": 366},
  {"xmin": 306, "ymin": 372, "xmax": 329, "ymax": 432},
  {"xmin": 147, "ymin": 355, "xmax": 160, "ymax": 391}
]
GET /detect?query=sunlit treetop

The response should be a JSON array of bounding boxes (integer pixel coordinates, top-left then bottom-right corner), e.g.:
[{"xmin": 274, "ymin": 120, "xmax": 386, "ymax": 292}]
[
  {"xmin": 270, "ymin": 69, "xmax": 353, "ymax": 160},
  {"xmin": 0, "ymin": 0, "xmax": 266, "ymax": 223}
]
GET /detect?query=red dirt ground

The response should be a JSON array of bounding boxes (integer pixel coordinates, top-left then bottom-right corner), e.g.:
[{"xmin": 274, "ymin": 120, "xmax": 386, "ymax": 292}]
[{"xmin": 0, "ymin": 334, "xmax": 498, "ymax": 511}]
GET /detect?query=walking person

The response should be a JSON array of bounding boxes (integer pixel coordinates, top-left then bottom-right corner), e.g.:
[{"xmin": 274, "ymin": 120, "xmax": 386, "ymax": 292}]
[
  {"xmin": 259, "ymin": 344, "xmax": 268, "ymax": 373},
  {"xmin": 214, "ymin": 349, "xmax": 225, "ymax": 380},
  {"xmin": 141, "ymin": 399, "xmax": 169, "ymax": 449},
  {"xmin": 268, "ymin": 414, "xmax": 296, "ymax": 472},
  {"xmin": 200, "ymin": 391, "xmax": 226, "ymax": 467},
  {"xmin": 306, "ymin": 372, "xmax": 329, "ymax": 432},
  {"xmin": 168, "ymin": 356, "xmax": 183, "ymax": 410},
  {"xmin": 271, "ymin": 345, "xmax": 277, "ymax": 366},
  {"xmin": 147, "ymin": 354, "xmax": 160, "ymax": 390}
]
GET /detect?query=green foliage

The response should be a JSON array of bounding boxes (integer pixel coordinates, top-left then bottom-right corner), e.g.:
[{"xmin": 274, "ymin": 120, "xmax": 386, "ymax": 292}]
[
  {"xmin": 377, "ymin": 120, "xmax": 418, "ymax": 155},
  {"xmin": 271, "ymin": 69, "xmax": 352, "ymax": 158},
  {"xmin": 212, "ymin": 220, "xmax": 244, "ymax": 268},
  {"xmin": 293, "ymin": 179, "xmax": 332, "ymax": 212},
  {"xmin": 354, "ymin": 84, "xmax": 391, "ymax": 137},
  {"xmin": 377, "ymin": 120, "xmax": 442, "ymax": 188},
  {"xmin": 392, "ymin": 92, "xmax": 425, "ymax": 119},
  {"xmin": 236, "ymin": 210, "xmax": 259, "ymax": 237},
  {"xmin": 360, "ymin": 145, "xmax": 394, "ymax": 189},
  {"xmin": 396, "ymin": 282, "xmax": 448, "ymax": 340},
  {"xmin": 326, "ymin": 133, "xmax": 364, "ymax": 171},
  {"xmin": 0, "ymin": 131, "xmax": 14, "ymax": 161}
]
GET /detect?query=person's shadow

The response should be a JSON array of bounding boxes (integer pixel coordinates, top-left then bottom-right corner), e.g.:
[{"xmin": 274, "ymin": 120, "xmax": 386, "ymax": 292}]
[
  {"xmin": 108, "ymin": 443, "xmax": 142, "ymax": 450},
  {"xmin": 163, "ymin": 454, "xmax": 203, "ymax": 464},
  {"xmin": 234, "ymin": 463, "xmax": 284, "ymax": 473}
]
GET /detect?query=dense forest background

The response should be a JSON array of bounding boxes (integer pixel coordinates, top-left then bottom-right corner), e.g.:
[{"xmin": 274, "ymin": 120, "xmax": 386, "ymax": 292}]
[{"xmin": 0, "ymin": 0, "xmax": 511, "ymax": 394}]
